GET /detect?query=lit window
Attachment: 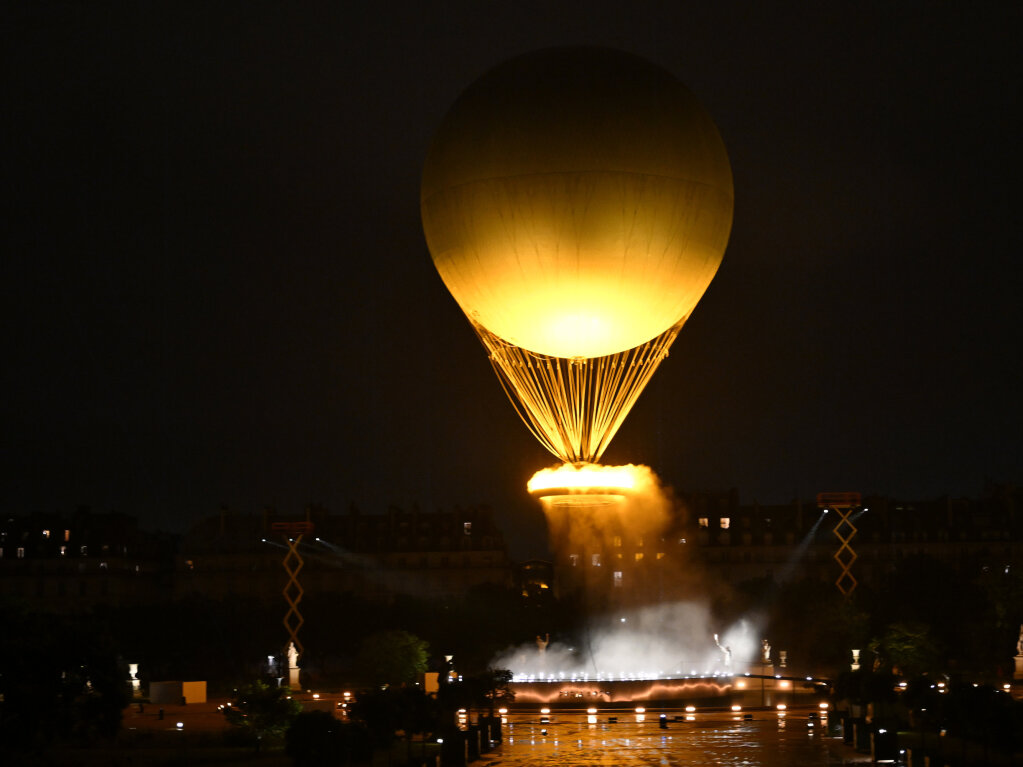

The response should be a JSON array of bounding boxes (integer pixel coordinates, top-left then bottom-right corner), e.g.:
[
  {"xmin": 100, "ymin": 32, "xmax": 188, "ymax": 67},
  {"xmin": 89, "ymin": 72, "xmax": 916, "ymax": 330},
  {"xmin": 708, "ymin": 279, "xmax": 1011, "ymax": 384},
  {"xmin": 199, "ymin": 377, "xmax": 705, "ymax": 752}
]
[
  {"xmin": 591, "ymin": 553, "xmax": 601, "ymax": 567},
  {"xmin": 613, "ymin": 536, "xmax": 622, "ymax": 547},
  {"xmin": 656, "ymin": 552, "xmax": 665, "ymax": 560},
  {"xmin": 60, "ymin": 546, "xmax": 67, "ymax": 556},
  {"xmin": 636, "ymin": 537, "xmax": 643, "ymax": 547},
  {"xmin": 64, "ymin": 530, "xmax": 70, "ymax": 541},
  {"xmin": 185, "ymin": 559, "xmax": 194, "ymax": 570},
  {"xmin": 100, "ymin": 561, "xmax": 108, "ymax": 570},
  {"xmin": 720, "ymin": 517, "xmax": 730, "ymax": 529},
  {"xmin": 569, "ymin": 554, "xmax": 579, "ymax": 567},
  {"xmin": 613, "ymin": 571, "xmax": 623, "ymax": 587},
  {"xmin": 634, "ymin": 552, "xmax": 644, "ymax": 562},
  {"xmin": 463, "ymin": 522, "xmax": 472, "ymax": 535},
  {"xmin": 698, "ymin": 517, "xmax": 709, "ymax": 528},
  {"xmin": 42, "ymin": 529, "xmax": 50, "ymax": 539},
  {"xmin": 0, "ymin": 548, "xmax": 3, "ymax": 558},
  {"xmin": 17, "ymin": 547, "xmax": 25, "ymax": 559}
]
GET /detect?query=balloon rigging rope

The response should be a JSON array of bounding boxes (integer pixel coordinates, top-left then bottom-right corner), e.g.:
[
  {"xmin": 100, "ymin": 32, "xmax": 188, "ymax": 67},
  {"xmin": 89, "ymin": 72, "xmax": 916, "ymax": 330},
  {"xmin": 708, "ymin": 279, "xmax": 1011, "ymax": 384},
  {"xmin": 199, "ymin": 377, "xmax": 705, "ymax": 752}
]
[{"xmin": 474, "ymin": 319, "xmax": 685, "ymax": 464}]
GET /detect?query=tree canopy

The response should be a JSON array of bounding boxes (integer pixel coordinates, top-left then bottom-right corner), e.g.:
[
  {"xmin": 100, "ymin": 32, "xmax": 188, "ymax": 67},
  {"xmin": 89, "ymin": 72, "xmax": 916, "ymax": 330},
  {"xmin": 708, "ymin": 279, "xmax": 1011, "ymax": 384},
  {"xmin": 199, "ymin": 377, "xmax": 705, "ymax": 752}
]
[{"xmin": 355, "ymin": 630, "xmax": 429, "ymax": 687}]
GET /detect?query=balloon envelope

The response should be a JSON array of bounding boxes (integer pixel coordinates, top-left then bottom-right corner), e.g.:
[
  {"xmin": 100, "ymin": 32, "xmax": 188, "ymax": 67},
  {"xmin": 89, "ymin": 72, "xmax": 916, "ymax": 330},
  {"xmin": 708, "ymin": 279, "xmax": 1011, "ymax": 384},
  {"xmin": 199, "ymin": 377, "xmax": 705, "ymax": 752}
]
[{"xmin": 422, "ymin": 47, "xmax": 733, "ymax": 359}]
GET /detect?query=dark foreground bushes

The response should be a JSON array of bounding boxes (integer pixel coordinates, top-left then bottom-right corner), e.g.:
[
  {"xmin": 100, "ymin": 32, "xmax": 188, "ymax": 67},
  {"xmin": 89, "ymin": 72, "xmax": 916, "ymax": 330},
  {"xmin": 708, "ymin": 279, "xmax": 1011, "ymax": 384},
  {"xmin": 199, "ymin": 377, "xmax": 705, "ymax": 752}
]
[{"xmin": 286, "ymin": 710, "xmax": 373, "ymax": 767}]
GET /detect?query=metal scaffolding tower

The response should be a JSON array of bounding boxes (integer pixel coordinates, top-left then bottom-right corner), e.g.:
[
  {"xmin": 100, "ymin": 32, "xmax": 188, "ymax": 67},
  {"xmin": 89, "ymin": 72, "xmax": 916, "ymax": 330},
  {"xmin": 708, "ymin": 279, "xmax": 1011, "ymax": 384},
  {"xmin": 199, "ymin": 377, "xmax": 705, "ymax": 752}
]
[
  {"xmin": 817, "ymin": 492, "xmax": 862, "ymax": 598},
  {"xmin": 270, "ymin": 520, "xmax": 314, "ymax": 656}
]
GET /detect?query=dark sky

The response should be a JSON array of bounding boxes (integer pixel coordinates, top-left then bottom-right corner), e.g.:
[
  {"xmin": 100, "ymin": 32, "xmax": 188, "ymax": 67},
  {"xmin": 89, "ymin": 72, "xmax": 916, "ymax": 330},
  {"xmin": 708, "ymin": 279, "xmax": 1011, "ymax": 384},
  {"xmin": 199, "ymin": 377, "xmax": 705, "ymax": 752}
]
[{"xmin": 5, "ymin": 1, "xmax": 1021, "ymax": 558}]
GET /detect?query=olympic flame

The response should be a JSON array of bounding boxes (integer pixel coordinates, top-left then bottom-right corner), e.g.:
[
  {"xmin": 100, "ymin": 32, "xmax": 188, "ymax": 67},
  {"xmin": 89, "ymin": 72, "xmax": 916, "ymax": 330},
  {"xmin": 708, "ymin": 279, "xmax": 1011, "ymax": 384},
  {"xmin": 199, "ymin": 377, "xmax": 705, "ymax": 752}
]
[{"xmin": 527, "ymin": 463, "xmax": 647, "ymax": 494}]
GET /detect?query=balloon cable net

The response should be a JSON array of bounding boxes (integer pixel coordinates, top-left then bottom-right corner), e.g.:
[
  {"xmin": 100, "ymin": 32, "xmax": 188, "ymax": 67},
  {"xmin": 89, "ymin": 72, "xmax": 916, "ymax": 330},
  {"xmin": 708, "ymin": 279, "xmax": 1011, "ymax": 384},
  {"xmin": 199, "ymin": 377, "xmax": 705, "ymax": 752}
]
[{"xmin": 472, "ymin": 320, "xmax": 685, "ymax": 464}]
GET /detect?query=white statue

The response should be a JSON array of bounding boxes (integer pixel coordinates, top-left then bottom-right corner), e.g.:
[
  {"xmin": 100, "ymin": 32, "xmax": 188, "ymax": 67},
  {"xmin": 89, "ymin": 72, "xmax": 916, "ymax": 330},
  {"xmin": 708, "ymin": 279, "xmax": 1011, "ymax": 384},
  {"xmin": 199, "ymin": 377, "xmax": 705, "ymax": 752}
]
[
  {"xmin": 1016, "ymin": 624, "xmax": 1023, "ymax": 656},
  {"xmin": 713, "ymin": 633, "xmax": 732, "ymax": 668},
  {"xmin": 128, "ymin": 663, "xmax": 141, "ymax": 697},
  {"xmin": 536, "ymin": 633, "xmax": 550, "ymax": 654},
  {"xmin": 761, "ymin": 639, "xmax": 771, "ymax": 664},
  {"xmin": 287, "ymin": 642, "xmax": 300, "ymax": 688}
]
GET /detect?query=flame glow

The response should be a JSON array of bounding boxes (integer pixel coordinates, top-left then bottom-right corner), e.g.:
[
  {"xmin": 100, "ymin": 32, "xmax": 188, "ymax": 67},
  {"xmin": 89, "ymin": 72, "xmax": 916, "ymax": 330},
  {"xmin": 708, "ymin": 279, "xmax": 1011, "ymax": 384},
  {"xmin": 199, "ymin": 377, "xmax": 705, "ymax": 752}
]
[{"xmin": 527, "ymin": 463, "xmax": 642, "ymax": 494}]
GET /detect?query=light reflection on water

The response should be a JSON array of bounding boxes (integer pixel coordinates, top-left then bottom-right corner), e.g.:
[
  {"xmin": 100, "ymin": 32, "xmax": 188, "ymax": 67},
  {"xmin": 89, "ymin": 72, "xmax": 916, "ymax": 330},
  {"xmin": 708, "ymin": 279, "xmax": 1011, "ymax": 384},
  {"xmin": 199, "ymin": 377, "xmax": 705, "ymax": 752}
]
[{"xmin": 492, "ymin": 715, "xmax": 845, "ymax": 766}]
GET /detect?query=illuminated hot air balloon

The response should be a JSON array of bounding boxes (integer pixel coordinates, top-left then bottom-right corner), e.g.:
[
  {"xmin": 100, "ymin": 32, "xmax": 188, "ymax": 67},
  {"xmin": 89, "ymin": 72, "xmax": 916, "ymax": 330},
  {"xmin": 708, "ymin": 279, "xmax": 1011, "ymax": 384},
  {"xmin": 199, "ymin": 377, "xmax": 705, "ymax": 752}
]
[{"xmin": 422, "ymin": 47, "xmax": 733, "ymax": 464}]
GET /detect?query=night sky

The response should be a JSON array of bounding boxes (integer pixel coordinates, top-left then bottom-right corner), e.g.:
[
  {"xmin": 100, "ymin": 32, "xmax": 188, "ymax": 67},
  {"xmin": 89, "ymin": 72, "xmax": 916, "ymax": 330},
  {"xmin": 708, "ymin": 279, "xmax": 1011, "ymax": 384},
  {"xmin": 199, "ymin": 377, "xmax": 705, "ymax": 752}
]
[{"xmin": 5, "ymin": 2, "xmax": 1021, "ymax": 558}]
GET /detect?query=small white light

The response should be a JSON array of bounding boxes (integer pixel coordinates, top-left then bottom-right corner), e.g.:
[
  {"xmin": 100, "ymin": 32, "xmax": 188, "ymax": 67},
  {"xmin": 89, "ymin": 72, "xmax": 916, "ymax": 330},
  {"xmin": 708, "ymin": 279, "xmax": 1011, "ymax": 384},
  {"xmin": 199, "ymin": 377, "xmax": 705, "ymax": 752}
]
[
  {"xmin": 635, "ymin": 707, "xmax": 645, "ymax": 713},
  {"xmin": 176, "ymin": 722, "xmax": 184, "ymax": 729},
  {"xmin": 731, "ymin": 705, "xmax": 741, "ymax": 712},
  {"xmin": 776, "ymin": 704, "xmax": 786, "ymax": 711},
  {"xmin": 685, "ymin": 705, "xmax": 696, "ymax": 712}
]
